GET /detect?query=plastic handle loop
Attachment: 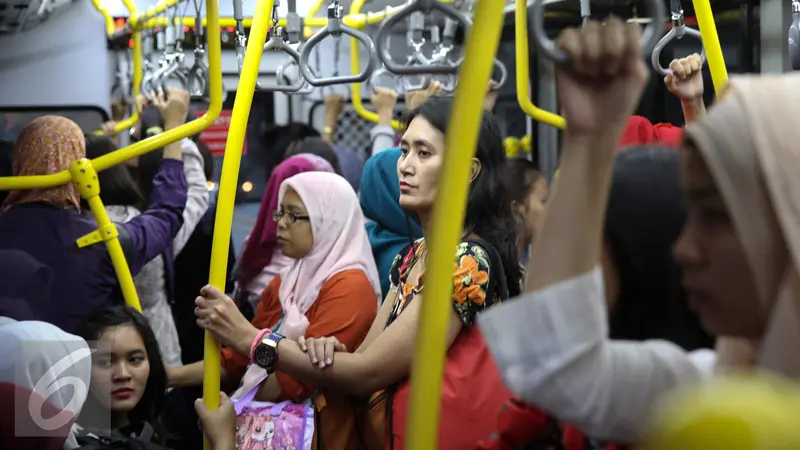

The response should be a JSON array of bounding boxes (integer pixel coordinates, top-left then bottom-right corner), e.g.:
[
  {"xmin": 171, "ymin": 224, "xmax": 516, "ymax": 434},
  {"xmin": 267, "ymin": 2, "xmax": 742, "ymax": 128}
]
[
  {"xmin": 376, "ymin": 0, "xmax": 470, "ymax": 75},
  {"xmin": 261, "ymin": 36, "xmax": 307, "ymax": 92},
  {"xmin": 651, "ymin": 26, "xmax": 707, "ymax": 76},
  {"xmin": 531, "ymin": 0, "xmax": 666, "ymax": 62},
  {"xmin": 491, "ymin": 59, "xmax": 507, "ymax": 90},
  {"xmin": 276, "ymin": 58, "xmax": 316, "ymax": 94},
  {"xmin": 299, "ymin": 25, "xmax": 377, "ymax": 86},
  {"xmin": 790, "ymin": 8, "xmax": 800, "ymax": 70},
  {"xmin": 369, "ymin": 66, "xmax": 405, "ymax": 94}
]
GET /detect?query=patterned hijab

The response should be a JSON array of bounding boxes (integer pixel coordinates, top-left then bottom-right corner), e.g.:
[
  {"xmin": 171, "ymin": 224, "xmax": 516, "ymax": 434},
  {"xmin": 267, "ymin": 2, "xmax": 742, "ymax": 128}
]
[{"xmin": 2, "ymin": 116, "xmax": 85, "ymax": 212}]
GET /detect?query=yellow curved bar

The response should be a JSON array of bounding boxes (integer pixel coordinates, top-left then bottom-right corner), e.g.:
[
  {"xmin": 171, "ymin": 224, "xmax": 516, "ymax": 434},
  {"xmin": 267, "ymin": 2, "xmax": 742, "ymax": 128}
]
[
  {"xmin": 349, "ymin": 0, "xmax": 403, "ymax": 131},
  {"xmin": 90, "ymin": 0, "xmax": 116, "ymax": 36},
  {"xmin": 71, "ymin": 159, "xmax": 142, "ymax": 312},
  {"xmin": 691, "ymin": 0, "xmax": 728, "ymax": 93},
  {"xmin": 200, "ymin": 0, "xmax": 272, "ymax": 448},
  {"xmin": 515, "ymin": 0, "xmax": 565, "ymax": 129},
  {"xmin": 91, "ymin": 30, "xmax": 143, "ymax": 136},
  {"xmin": 138, "ymin": 7, "xmax": 403, "ymax": 30},
  {"xmin": 303, "ymin": 0, "xmax": 325, "ymax": 40},
  {"xmin": 129, "ymin": 0, "xmax": 182, "ymax": 29},
  {"xmin": 404, "ymin": 0, "xmax": 505, "ymax": 447}
]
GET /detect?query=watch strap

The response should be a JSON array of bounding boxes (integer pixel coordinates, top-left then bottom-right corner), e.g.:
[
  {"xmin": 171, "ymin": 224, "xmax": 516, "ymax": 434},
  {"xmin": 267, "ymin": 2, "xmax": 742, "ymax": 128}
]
[{"xmin": 249, "ymin": 328, "xmax": 271, "ymax": 362}]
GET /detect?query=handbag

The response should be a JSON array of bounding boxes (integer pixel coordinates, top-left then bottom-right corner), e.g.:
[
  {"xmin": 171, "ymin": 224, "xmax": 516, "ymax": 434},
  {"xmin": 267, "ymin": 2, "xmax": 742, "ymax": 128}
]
[{"xmin": 230, "ymin": 365, "xmax": 315, "ymax": 450}]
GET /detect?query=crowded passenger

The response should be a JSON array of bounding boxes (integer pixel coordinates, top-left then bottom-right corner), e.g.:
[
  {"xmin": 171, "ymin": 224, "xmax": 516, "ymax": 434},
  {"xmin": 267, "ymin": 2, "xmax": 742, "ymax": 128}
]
[
  {"xmin": 193, "ymin": 96, "xmax": 522, "ymax": 449},
  {"xmin": 233, "ymin": 153, "xmax": 336, "ymax": 318},
  {"xmin": 169, "ymin": 171, "xmax": 381, "ymax": 444},
  {"xmin": 507, "ymin": 157, "xmax": 548, "ymax": 267},
  {"xmin": 0, "ymin": 90, "xmax": 190, "ymax": 332},
  {"xmin": 359, "ymin": 148, "xmax": 424, "ymax": 299},
  {"xmin": 477, "ymin": 17, "xmax": 795, "ymax": 447},
  {"xmin": 84, "ymin": 97, "xmax": 210, "ymax": 367}
]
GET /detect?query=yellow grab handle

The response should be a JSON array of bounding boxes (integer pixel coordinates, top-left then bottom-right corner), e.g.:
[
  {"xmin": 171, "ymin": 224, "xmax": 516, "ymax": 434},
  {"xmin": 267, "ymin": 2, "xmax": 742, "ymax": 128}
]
[
  {"xmin": 90, "ymin": 0, "xmax": 116, "ymax": 36},
  {"xmin": 403, "ymin": 0, "xmax": 506, "ymax": 447},
  {"xmin": 70, "ymin": 159, "xmax": 142, "ymax": 312},
  {"xmin": 691, "ymin": 0, "xmax": 728, "ymax": 93},
  {"xmin": 201, "ymin": 0, "xmax": 272, "ymax": 449},
  {"xmin": 516, "ymin": 0, "xmax": 565, "ymax": 129},
  {"xmin": 349, "ymin": 0, "xmax": 403, "ymax": 131}
]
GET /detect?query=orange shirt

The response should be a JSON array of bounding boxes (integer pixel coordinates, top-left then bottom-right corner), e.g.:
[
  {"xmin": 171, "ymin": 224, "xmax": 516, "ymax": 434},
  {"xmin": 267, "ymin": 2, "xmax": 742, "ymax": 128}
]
[{"xmin": 221, "ymin": 269, "xmax": 378, "ymax": 401}]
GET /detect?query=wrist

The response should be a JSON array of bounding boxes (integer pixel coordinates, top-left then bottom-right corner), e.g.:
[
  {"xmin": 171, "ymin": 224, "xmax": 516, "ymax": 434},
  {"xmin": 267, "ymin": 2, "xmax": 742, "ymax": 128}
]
[
  {"xmin": 237, "ymin": 326, "xmax": 261, "ymax": 357},
  {"xmin": 377, "ymin": 110, "xmax": 393, "ymax": 126},
  {"xmin": 164, "ymin": 119, "xmax": 183, "ymax": 130},
  {"xmin": 680, "ymin": 96, "xmax": 704, "ymax": 107}
]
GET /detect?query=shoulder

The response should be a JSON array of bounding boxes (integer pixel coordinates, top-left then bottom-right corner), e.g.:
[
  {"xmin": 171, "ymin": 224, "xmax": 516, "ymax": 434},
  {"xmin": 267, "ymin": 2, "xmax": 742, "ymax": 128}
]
[
  {"xmin": 321, "ymin": 269, "xmax": 375, "ymax": 295},
  {"xmin": 389, "ymin": 238, "xmax": 424, "ymax": 279}
]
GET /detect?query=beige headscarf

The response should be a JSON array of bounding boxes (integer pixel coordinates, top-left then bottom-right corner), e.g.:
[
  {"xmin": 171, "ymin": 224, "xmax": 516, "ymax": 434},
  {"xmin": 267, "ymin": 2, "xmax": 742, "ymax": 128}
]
[{"xmin": 684, "ymin": 73, "xmax": 800, "ymax": 378}]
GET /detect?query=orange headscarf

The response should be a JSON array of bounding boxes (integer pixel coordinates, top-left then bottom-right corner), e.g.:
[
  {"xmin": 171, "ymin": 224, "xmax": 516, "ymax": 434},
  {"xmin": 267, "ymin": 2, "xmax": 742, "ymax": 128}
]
[{"xmin": 2, "ymin": 116, "xmax": 85, "ymax": 211}]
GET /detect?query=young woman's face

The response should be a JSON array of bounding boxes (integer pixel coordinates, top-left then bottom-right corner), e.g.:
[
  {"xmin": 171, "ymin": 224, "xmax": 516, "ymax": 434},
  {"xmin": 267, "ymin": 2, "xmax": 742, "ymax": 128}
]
[
  {"xmin": 275, "ymin": 187, "xmax": 314, "ymax": 259},
  {"xmin": 398, "ymin": 116, "xmax": 445, "ymax": 213},
  {"xmin": 89, "ymin": 324, "xmax": 150, "ymax": 416},
  {"xmin": 673, "ymin": 148, "xmax": 766, "ymax": 337}
]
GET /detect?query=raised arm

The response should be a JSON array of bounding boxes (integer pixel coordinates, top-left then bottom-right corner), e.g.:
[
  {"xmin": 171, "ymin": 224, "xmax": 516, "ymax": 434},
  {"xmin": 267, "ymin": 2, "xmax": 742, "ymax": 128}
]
[
  {"xmin": 478, "ymin": 19, "xmax": 715, "ymax": 443},
  {"xmin": 172, "ymin": 138, "xmax": 210, "ymax": 255},
  {"xmin": 664, "ymin": 53, "xmax": 706, "ymax": 124}
]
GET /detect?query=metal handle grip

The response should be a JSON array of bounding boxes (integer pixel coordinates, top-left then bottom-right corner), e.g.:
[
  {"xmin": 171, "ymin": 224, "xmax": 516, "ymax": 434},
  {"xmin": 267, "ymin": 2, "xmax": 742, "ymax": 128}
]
[
  {"xmin": 491, "ymin": 59, "xmax": 507, "ymax": 89},
  {"xmin": 299, "ymin": 25, "xmax": 377, "ymax": 86},
  {"xmin": 369, "ymin": 66, "xmax": 405, "ymax": 93},
  {"xmin": 651, "ymin": 26, "xmax": 707, "ymax": 76},
  {"xmin": 259, "ymin": 37, "xmax": 307, "ymax": 92},
  {"xmin": 531, "ymin": 0, "xmax": 666, "ymax": 63},
  {"xmin": 790, "ymin": 11, "xmax": 800, "ymax": 70},
  {"xmin": 277, "ymin": 59, "xmax": 316, "ymax": 94},
  {"xmin": 375, "ymin": 0, "xmax": 470, "ymax": 75}
]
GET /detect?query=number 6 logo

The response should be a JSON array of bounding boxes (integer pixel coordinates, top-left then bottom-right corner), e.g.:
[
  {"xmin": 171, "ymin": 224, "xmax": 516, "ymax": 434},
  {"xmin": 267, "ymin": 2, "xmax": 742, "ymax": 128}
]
[{"xmin": 28, "ymin": 347, "xmax": 94, "ymax": 431}]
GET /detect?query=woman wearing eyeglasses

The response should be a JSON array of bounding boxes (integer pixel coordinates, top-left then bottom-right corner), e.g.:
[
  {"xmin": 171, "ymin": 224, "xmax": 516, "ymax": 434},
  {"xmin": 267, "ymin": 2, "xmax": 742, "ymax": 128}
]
[{"xmin": 166, "ymin": 171, "xmax": 381, "ymax": 442}]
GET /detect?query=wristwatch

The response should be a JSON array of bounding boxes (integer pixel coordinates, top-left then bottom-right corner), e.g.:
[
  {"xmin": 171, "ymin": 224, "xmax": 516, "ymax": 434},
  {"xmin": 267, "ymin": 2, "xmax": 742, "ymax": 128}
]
[{"xmin": 252, "ymin": 332, "xmax": 284, "ymax": 373}]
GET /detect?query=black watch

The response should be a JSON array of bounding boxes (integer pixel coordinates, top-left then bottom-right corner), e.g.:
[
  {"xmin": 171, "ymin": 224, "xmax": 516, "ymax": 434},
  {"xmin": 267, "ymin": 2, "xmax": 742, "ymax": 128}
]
[{"xmin": 252, "ymin": 332, "xmax": 284, "ymax": 373}]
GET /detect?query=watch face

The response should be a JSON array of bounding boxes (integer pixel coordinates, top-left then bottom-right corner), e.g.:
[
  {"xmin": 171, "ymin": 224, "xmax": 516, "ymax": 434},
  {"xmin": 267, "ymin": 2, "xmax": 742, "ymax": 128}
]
[{"xmin": 253, "ymin": 343, "xmax": 275, "ymax": 369}]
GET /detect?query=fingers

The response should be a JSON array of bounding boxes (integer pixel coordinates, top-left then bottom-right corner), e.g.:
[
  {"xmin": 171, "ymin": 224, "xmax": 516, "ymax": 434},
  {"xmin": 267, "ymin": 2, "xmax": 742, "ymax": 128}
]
[
  {"xmin": 557, "ymin": 17, "xmax": 641, "ymax": 78},
  {"xmin": 298, "ymin": 335, "xmax": 307, "ymax": 352},
  {"xmin": 669, "ymin": 53, "xmax": 703, "ymax": 78},
  {"xmin": 200, "ymin": 284, "xmax": 225, "ymax": 299},
  {"xmin": 306, "ymin": 338, "xmax": 320, "ymax": 365},
  {"xmin": 302, "ymin": 337, "xmax": 345, "ymax": 368}
]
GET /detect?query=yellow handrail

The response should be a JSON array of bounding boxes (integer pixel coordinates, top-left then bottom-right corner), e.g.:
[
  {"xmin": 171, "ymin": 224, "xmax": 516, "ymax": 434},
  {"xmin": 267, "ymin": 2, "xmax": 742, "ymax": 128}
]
[
  {"xmin": 90, "ymin": 0, "xmax": 143, "ymax": 137},
  {"xmin": 91, "ymin": 30, "xmax": 143, "ymax": 136},
  {"xmin": 349, "ymin": 0, "xmax": 403, "ymax": 131},
  {"xmin": 200, "ymin": 0, "xmax": 272, "ymax": 448},
  {"xmin": 90, "ymin": 0, "xmax": 115, "ymax": 36},
  {"xmin": 129, "ymin": 0, "xmax": 183, "ymax": 29},
  {"xmin": 303, "ymin": 0, "xmax": 326, "ymax": 39},
  {"xmin": 515, "ymin": 0, "xmax": 565, "ymax": 129},
  {"xmin": 691, "ymin": 0, "xmax": 728, "ymax": 93},
  {"xmin": 404, "ymin": 0, "xmax": 505, "ymax": 447},
  {"xmin": 137, "ymin": 7, "xmax": 403, "ymax": 30}
]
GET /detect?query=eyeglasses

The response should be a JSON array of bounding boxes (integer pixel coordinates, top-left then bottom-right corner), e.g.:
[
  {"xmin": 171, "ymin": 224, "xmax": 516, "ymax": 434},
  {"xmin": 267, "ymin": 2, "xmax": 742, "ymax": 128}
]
[{"xmin": 272, "ymin": 209, "xmax": 310, "ymax": 224}]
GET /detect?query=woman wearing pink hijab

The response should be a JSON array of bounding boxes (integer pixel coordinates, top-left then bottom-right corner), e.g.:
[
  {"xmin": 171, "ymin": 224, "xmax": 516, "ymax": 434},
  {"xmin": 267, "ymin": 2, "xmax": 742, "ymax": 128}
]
[
  {"xmin": 168, "ymin": 172, "xmax": 380, "ymax": 442},
  {"xmin": 233, "ymin": 153, "xmax": 335, "ymax": 316}
]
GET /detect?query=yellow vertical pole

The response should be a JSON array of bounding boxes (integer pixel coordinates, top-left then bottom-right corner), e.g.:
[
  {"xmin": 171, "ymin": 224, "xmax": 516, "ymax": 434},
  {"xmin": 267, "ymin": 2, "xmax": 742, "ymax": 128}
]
[
  {"xmin": 201, "ymin": 0, "xmax": 273, "ymax": 449},
  {"xmin": 403, "ymin": 0, "xmax": 506, "ymax": 448},
  {"xmin": 691, "ymin": 0, "xmax": 728, "ymax": 93}
]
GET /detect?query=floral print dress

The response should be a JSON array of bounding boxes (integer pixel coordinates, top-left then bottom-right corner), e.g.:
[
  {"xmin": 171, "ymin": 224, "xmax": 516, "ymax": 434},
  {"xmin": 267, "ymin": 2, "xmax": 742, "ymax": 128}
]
[{"xmin": 385, "ymin": 238, "xmax": 499, "ymax": 328}]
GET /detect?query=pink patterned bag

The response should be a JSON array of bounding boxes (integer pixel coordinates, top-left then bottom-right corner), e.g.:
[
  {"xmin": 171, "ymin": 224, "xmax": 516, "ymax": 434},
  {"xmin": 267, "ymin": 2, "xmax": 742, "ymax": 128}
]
[{"xmin": 231, "ymin": 365, "xmax": 314, "ymax": 450}]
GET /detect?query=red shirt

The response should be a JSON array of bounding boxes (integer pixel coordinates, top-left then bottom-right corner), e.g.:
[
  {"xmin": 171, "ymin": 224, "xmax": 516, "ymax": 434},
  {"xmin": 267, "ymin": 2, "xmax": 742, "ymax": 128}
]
[{"xmin": 619, "ymin": 115, "xmax": 684, "ymax": 148}]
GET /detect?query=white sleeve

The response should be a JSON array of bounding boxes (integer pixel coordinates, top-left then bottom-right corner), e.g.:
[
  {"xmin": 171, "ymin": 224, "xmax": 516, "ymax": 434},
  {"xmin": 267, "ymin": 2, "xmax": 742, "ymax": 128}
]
[
  {"xmin": 370, "ymin": 124, "xmax": 396, "ymax": 156},
  {"xmin": 173, "ymin": 138, "xmax": 210, "ymax": 255},
  {"xmin": 478, "ymin": 267, "xmax": 716, "ymax": 443}
]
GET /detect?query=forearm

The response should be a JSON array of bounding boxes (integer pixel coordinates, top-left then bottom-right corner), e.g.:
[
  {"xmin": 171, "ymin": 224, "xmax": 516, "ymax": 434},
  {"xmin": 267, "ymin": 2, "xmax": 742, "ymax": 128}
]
[
  {"xmin": 526, "ymin": 133, "xmax": 617, "ymax": 291},
  {"xmin": 168, "ymin": 361, "xmax": 229, "ymax": 388},
  {"xmin": 162, "ymin": 120, "xmax": 184, "ymax": 161},
  {"xmin": 377, "ymin": 109, "xmax": 393, "ymax": 127},
  {"xmin": 680, "ymin": 97, "xmax": 706, "ymax": 124}
]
